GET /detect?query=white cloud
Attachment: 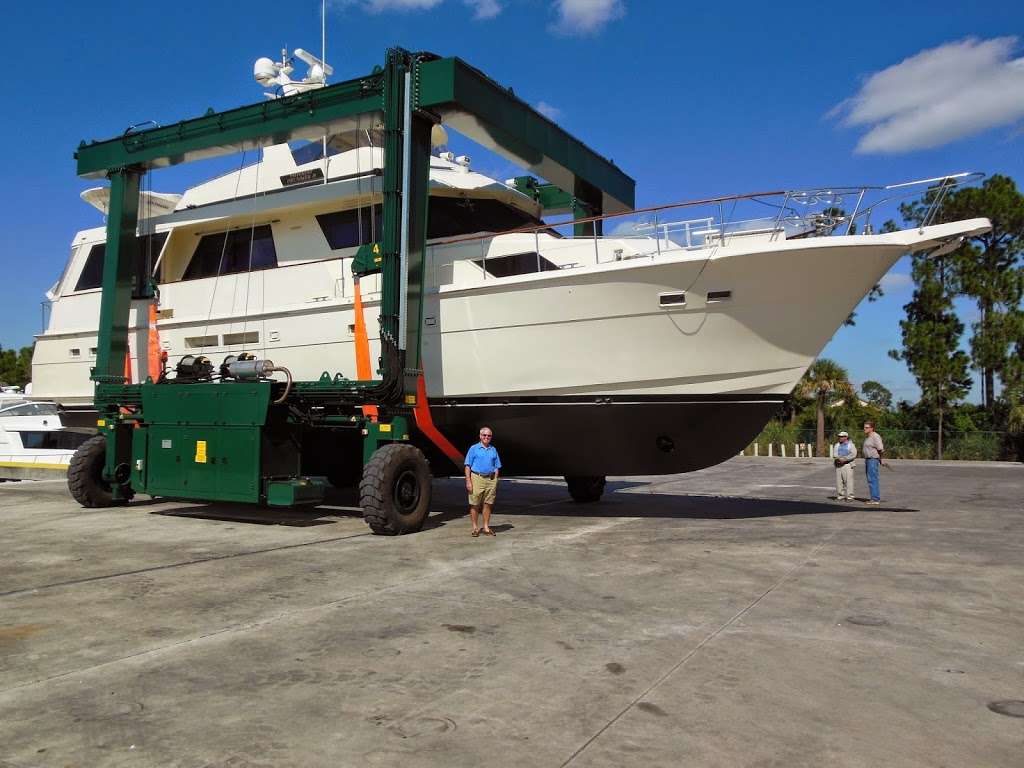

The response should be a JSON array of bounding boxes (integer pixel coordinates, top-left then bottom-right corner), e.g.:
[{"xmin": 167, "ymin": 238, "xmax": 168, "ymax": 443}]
[
  {"xmin": 368, "ymin": 0, "xmax": 442, "ymax": 10},
  {"xmin": 535, "ymin": 100, "xmax": 562, "ymax": 120},
  {"xmin": 879, "ymin": 271, "xmax": 913, "ymax": 292},
  {"xmin": 464, "ymin": 0, "xmax": 501, "ymax": 19},
  {"xmin": 333, "ymin": 0, "xmax": 500, "ymax": 17},
  {"xmin": 551, "ymin": 0, "xmax": 624, "ymax": 36},
  {"xmin": 831, "ymin": 37, "xmax": 1024, "ymax": 154}
]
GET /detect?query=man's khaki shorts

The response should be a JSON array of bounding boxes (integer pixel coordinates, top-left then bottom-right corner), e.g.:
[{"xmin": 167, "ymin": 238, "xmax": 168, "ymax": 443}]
[{"xmin": 469, "ymin": 473, "xmax": 498, "ymax": 506}]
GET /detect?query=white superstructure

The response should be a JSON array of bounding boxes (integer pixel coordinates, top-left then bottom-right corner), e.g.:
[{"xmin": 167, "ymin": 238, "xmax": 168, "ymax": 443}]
[{"xmin": 32, "ymin": 144, "xmax": 988, "ymax": 408}]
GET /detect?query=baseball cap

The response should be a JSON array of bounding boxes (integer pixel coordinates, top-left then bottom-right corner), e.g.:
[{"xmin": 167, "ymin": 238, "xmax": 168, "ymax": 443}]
[{"xmin": 838, "ymin": 431, "xmax": 849, "ymax": 437}]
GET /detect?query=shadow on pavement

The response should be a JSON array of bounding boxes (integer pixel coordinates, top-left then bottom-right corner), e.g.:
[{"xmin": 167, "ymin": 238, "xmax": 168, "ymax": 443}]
[
  {"xmin": 151, "ymin": 505, "xmax": 342, "ymax": 527},
  {"xmin": 495, "ymin": 493, "xmax": 917, "ymax": 520}
]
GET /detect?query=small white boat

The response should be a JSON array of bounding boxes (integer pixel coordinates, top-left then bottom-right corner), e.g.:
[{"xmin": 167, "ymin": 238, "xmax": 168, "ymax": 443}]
[{"xmin": 0, "ymin": 400, "xmax": 92, "ymax": 480}]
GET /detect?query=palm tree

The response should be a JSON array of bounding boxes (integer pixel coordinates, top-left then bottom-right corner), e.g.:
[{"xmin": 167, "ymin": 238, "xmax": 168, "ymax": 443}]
[{"xmin": 794, "ymin": 358, "xmax": 856, "ymax": 456}]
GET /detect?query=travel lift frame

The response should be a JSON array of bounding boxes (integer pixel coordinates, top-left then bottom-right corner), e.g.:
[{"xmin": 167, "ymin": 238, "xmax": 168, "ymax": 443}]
[{"xmin": 68, "ymin": 48, "xmax": 635, "ymax": 534}]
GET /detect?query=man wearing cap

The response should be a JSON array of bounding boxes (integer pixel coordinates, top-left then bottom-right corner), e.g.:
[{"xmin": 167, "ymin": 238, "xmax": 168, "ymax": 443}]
[
  {"xmin": 833, "ymin": 431, "xmax": 857, "ymax": 501},
  {"xmin": 465, "ymin": 426, "xmax": 501, "ymax": 537}
]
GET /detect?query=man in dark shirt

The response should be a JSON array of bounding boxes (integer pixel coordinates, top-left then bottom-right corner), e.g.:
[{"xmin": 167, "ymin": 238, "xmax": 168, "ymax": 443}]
[{"xmin": 464, "ymin": 426, "xmax": 501, "ymax": 537}]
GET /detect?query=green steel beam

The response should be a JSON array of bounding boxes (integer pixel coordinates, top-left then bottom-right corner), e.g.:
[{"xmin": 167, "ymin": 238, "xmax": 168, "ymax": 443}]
[
  {"xmin": 416, "ymin": 57, "xmax": 634, "ymax": 214},
  {"xmin": 93, "ymin": 169, "xmax": 141, "ymax": 389},
  {"xmin": 76, "ymin": 73, "xmax": 385, "ymax": 178}
]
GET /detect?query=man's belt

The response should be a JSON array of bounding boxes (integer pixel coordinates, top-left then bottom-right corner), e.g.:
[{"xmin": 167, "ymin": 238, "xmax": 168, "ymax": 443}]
[{"xmin": 473, "ymin": 472, "xmax": 496, "ymax": 479}]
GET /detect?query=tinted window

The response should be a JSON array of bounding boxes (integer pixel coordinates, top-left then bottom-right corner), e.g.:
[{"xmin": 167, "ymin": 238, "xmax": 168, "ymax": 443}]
[
  {"xmin": 183, "ymin": 226, "xmax": 277, "ymax": 281},
  {"xmin": 18, "ymin": 431, "xmax": 91, "ymax": 450},
  {"xmin": 316, "ymin": 206, "xmax": 382, "ymax": 250},
  {"xmin": 74, "ymin": 233, "xmax": 167, "ymax": 292},
  {"xmin": 428, "ymin": 197, "xmax": 539, "ymax": 239},
  {"xmin": 291, "ymin": 140, "xmax": 343, "ymax": 165},
  {"xmin": 134, "ymin": 232, "xmax": 168, "ymax": 296},
  {"xmin": 475, "ymin": 252, "xmax": 559, "ymax": 278},
  {"xmin": 74, "ymin": 244, "xmax": 105, "ymax": 291}
]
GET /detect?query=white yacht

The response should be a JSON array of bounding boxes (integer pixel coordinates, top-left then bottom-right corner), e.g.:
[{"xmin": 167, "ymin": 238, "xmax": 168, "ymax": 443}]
[{"xmin": 32, "ymin": 57, "xmax": 990, "ymax": 479}]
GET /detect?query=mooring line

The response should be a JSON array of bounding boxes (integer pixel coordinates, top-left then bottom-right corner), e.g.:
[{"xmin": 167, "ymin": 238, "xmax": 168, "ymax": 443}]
[{"xmin": 559, "ymin": 520, "xmax": 851, "ymax": 767}]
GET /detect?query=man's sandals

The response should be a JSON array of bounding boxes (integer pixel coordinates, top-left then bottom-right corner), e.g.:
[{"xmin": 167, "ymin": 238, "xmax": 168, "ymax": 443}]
[{"xmin": 471, "ymin": 529, "xmax": 495, "ymax": 537}]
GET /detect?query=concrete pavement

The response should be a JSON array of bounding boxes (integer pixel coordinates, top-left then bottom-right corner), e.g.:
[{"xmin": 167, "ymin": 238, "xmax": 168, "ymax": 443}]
[{"xmin": 1, "ymin": 457, "xmax": 1022, "ymax": 767}]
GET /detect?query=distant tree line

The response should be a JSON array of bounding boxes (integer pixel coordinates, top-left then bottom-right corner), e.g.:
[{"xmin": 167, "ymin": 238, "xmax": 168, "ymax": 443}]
[
  {"xmin": 764, "ymin": 358, "xmax": 1020, "ymax": 462},
  {"xmin": 0, "ymin": 346, "xmax": 33, "ymax": 389}
]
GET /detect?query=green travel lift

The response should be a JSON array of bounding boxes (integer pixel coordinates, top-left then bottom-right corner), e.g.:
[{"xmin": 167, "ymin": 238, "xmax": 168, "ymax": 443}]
[{"xmin": 68, "ymin": 48, "xmax": 634, "ymax": 534}]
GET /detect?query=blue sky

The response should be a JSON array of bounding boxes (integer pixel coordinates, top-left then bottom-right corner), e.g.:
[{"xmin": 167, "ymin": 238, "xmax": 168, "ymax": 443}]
[{"xmin": 2, "ymin": 0, "xmax": 1022, "ymax": 403}]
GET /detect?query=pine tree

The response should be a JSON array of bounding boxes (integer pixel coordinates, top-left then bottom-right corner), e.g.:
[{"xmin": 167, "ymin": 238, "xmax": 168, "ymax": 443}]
[
  {"xmin": 902, "ymin": 175, "xmax": 1024, "ymax": 410},
  {"xmin": 889, "ymin": 253, "xmax": 971, "ymax": 459}
]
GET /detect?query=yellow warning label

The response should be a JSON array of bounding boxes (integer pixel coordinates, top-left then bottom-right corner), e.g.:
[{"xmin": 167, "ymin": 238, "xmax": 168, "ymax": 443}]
[
  {"xmin": 379, "ymin": 423, "xmax": 392, "ymax": 433},
  {"xmin": 195, "ymin": 440, "xmax": 208, "ymax": 463},
  {"xmin": 372, "ymin": 243, "xmax": 380, "ymax": 254},
  {"xmin": 96, "ymin": 419, "xmax": 106, "ymax": 427},
  {"xmin": 404, "ymin": 394, "xmax": 417, "ymax": 405}
]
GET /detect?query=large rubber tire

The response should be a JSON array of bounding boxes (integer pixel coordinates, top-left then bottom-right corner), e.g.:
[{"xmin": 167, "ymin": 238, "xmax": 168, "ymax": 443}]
[
  {"xmin": 360, "ymin": 443, "xmax": 432, "ymax": 535},
  {"xmin": 67, "ymin": 435, "xmax": 131, "ymax": 508},
  {"xmin": 565, "ymin": 475, "xmax": 606, "ymax": 503}
]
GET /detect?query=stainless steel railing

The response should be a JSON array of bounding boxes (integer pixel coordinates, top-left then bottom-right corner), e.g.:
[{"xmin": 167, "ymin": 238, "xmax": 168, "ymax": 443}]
[{"xmin": 425, "ymin": 172, "xmax": 984, "ymax": 281}]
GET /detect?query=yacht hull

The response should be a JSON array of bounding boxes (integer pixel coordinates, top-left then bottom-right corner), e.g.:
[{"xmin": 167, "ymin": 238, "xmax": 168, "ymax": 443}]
[{"xmin": 425, "ymin": 394, "xmax": 782, "ymax": 475}]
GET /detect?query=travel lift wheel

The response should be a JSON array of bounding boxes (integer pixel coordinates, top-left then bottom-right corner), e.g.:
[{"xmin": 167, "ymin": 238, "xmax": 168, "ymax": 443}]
[
  {"xmin": 565, "ymin": 475, "xmax": 606, "ymax": 503},
  {"xmin": 67, "ymin": 435, "xmax": 134, "ymax": 507},
  {"xmin": 360, "ymin": 443, "xmax": 432, "ymax": 535}
]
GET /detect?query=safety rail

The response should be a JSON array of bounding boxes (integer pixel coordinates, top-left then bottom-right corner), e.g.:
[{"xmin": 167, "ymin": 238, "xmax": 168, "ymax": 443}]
[{"xmin": 425, "ymin": 172, "xmax": 984, "ymax": 281}]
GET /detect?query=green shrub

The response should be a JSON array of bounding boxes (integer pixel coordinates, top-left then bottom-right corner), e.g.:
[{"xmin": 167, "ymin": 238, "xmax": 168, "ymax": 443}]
[{"xmin": 944, "ymin": 432, "xmax": 1001, "ymax": 461}]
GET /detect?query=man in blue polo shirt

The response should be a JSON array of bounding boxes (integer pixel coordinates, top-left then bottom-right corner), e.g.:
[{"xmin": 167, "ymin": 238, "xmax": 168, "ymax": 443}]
[{"xmin": 465, "ymin": 426, "xmax": 501, "ymax": 537}]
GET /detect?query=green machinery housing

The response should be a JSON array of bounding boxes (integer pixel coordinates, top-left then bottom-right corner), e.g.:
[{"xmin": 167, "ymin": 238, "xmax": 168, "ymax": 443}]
[{"xmin": 69, "ymin": 48, "xmax": 634, "ymax": 534}]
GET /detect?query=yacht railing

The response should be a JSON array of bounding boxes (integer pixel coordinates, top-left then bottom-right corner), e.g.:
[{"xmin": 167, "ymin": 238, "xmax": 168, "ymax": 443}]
[{"xmin": 425, "ymin": 172, "xmax": 984, "ymax": 280}]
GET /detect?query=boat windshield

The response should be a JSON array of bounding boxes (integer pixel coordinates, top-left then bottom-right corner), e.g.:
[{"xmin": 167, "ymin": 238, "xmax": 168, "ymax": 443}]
[{"xmin": 0, "ymin": 402, "xmax": 60, "ymax": 417}]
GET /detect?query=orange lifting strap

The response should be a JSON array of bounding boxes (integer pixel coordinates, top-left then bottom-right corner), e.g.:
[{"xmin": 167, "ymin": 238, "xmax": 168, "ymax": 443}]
[
  {"xmin": 352, "ymin": 278, "xmax": 379, "ymax": 421},
  {"xmin": 147, "ymin": 301, "xmax": 162, "ymax": 381},
  {"xmin": 412, "ymin": 373, "xmax": 463, "ymax": 467}
]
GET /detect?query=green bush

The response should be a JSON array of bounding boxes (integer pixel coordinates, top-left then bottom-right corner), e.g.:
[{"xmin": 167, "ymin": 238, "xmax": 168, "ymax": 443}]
[{"xmin": 944, "ymin": 432, "xmax": 1001, "ymax": 461}]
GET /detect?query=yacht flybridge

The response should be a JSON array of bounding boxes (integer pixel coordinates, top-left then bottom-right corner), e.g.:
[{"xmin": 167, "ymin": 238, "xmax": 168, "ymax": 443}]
[{"xmin": 37, "ymin": 47, "xmax": 989, "ymax": 532}]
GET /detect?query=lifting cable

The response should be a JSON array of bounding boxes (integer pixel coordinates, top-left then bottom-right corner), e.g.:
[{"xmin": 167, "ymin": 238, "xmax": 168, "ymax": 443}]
[
  {"xmin": 239, "ymin": 146, "xmax": 264, "ymax": 359},
  {"xmin": 198, "ymin": 149, "xmax": 252, "ymax": 353}
]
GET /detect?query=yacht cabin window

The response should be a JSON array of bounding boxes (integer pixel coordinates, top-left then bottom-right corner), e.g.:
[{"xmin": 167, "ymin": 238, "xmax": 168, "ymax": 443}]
[
  {"xmin": 73, "ymin": 232, "xmax": 168, "ymax": 293},
  {"xmin": 182, "ymin": 226, "xmax": 277, "ymax": 281}
]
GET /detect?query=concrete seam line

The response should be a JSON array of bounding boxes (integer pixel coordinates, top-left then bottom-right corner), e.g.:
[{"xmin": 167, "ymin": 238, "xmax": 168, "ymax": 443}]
[
  {"xmin": 559, "ymin": 520, "xmax": 852, "ymax": 767},
  {"xmin": 0, "ymin": 532, "xmax": 373, "ymax": 599}
]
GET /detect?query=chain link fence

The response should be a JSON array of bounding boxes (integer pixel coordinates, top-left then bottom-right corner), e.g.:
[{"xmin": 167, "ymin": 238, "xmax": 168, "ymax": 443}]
[{"xmin": 747, "ymin": 425, "xmax": 1015, "ymax": 461}]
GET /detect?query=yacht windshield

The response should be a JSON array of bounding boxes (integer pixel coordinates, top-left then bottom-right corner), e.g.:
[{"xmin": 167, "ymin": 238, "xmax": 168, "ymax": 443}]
[
  {"xmin": 427, "ymin": 198, "xmax": 539, "ymax": 239},
  {"xmin": 73, "ymin": 232, "xmax": 168, "ymax": 293},
  {"xmin": 315, "ymin": 198, "xmax": 541, "ymax": 250}
]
